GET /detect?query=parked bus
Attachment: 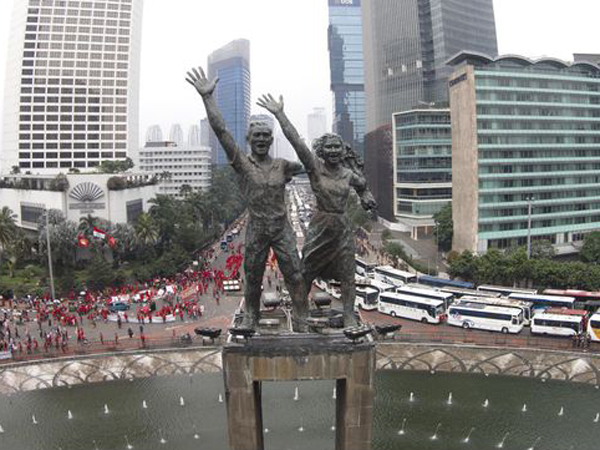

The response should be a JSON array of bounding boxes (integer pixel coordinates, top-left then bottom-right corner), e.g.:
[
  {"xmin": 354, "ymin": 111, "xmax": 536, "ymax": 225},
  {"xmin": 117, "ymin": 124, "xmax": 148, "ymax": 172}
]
[
  {"xmin": 378, "ymin": 292, "xmax": 446, "ymax": 324},
  {"xmin": 477, "ymin": 284, "xmax": 537, "ymax": 297},
  {"xmin": 458, "ymin": 296, "xmax": 533, "ymax": 326},
  {"xmin": 355, "ymin": 286, "xmax": 380, "ymax": 311},
  {"xmin": 418, "ymin": 275, "xmax": 473, "ymax": 290},
  {"xmin": 355, "ymin": 256, "xmax": 377, "ymax": 278},
  {"xmin": 587, "ymin": 312, "xmax": 600, "ymax": 342},
  {"xmin": 543, "ymin": 289, "xmax": 600, "ymax": 303},
  {"xmin": 373, "ymin": 266, "xmax": 417, "ymax": 287},
  {"xmin": 447, "ymin": 302, "xmax": 524, "ymax": 334},
  {"xmin": 531, "ymin": 313, "xmax": 585, "ymax": 337},
  {"xmin": 394, "ymin": 285, "xmax": 454, "ymax": 308},
  {"xmin": 440, "ymin": 286, "xmax": 501, "ymax": 299},
  {"xmin": 507, "ymin": 293, "xmax": 576, "ymax": 311}
]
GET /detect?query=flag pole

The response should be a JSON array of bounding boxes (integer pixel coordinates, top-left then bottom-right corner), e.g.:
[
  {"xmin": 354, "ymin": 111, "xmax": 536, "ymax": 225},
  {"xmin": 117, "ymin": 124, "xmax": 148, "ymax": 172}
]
[{"xmin": 45, "ymin": 209, "xmax": 56, "ymax": 300}]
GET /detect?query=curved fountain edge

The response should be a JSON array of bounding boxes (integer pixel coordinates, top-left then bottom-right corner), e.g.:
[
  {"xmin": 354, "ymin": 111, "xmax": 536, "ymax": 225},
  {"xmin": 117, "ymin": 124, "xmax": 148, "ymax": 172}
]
[{"xmin": 1, "ymin": 342, "xmax": 600, "ymax": 394}]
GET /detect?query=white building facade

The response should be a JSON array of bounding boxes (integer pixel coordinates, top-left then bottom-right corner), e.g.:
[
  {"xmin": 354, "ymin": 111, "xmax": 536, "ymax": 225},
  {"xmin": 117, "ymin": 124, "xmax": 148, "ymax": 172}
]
[
  {"xmin": 139, "ymin": 125, "xmax": 211, "ymax": 197},
  {"xmin": 0, "ymin": 172, "xmax": 158, "ymax": 229},
  {"xmin": 1, "ymin": 0, "xmax": 144, "ymax": 174}
]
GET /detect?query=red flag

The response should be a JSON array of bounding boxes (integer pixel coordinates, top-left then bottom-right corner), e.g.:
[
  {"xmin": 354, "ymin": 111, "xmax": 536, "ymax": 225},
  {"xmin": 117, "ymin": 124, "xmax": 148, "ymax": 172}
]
[
  {"xmin": 93, "ymin": 226, "xmax": 106, "ymax": 239},
  {"xmin": 78, "ymin": 235, "xmax": 89, "ymax": 248},
  {"xmin": 108, "ymin": 236, "xmax": 116, "ymax": 248}
]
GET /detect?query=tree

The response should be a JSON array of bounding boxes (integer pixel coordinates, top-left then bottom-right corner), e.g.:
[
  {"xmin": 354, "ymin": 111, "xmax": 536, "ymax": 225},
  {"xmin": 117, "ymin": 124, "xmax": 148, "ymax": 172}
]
[
  {"xmin": 448, "ymin": 250, "xmax": 477, "ymax": 282},
  {"xmin": 530, "ymin": 239, "xmax": 555, "ymax": 260},
  {"xmin": 133, "ymin": 213, "xmax": 159, "ymax": 251},
  {"xmin": 97, "ymin": 157, "xmax": 134, "ymax": 174},
  {"xmin": 433, "ymin": 203, "xmax": 453, "ymax": 252},
  {"xmin": 581, "ymin": 231, "xmax": 600, "ymax": 264},
  {"xmin": 0, "ymin": 207, "xmax": 17, "ymax": 273}
]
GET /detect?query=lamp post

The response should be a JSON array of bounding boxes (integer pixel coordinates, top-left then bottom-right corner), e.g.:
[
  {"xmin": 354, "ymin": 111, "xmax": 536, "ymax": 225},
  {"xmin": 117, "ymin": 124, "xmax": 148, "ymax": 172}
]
[
  {"xmin": 45, "ymin": 209, "xmax": 56, "ymax": 300},
  {"xmin": 526, "ymin": 196, "xmax": 534, "ymax": 259}
]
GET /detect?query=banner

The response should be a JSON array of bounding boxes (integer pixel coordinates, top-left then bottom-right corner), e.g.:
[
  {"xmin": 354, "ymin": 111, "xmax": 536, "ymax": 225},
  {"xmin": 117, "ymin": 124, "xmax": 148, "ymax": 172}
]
[{"xmin": 93, "ymin": 227, "xmax": 106, "ymax": 239}]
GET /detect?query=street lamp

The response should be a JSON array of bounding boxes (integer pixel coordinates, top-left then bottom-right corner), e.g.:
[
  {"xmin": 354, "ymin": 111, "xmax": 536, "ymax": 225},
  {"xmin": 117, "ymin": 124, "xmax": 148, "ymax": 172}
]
[
  {"xmin": 45, "ymin": 209, "xmax": 56, "ymax": 300},
  {"xmin": 526, "ymin": 196, "xmax": 534, "ymax": 259}
]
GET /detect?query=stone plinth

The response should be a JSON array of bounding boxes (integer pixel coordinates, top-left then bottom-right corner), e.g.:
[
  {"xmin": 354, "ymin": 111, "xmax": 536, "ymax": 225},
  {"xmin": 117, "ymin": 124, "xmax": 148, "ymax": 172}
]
[{"xmin": 222, "ymin": 334, "xmax": 375, "ymax": 450}]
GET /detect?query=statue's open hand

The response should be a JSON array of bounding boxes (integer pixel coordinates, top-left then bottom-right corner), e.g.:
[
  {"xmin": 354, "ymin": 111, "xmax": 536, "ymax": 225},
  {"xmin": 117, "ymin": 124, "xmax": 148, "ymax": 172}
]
[
  {"xmin": 185, "ymin": 67, "xmax": 218, "ymax": 97},
  {"xmin": 257, "ymin": 94, "xmax": 284, "ymax": 115}
]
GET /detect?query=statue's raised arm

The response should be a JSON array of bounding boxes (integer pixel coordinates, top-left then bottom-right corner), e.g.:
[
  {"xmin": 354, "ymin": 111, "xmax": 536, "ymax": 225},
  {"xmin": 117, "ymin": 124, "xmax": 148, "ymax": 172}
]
[
  {"xmin": 257, "ymin": 94, "xmax": 316, "ymax": 172},
  {"xmin": 186, "ymin": 67, "xmax": 241, "ymax": 166}
]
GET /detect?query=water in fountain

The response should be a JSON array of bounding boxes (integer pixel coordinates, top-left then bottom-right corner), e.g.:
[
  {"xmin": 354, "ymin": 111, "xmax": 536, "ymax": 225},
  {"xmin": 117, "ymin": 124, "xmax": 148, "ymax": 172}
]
[
  {"xmin": 522, "ymin": 403, "xmax": 528, "ymax": 412},
  {"xmin": 447, "ymin": 392, "xmax": 453, "ymax": 405},
  {"xmin": 331, "ymin": 419, "xmax": 336, "ymax": 432},
  {"xmin": 125, "ymin": 435, "xmax": 133, "ymax": 449},
  {"xmin": 293, "ymin": 386, "xmax": 299, "ymax": 401},
  {"xmin": 93, "ymin": 439, "xmax": 99, "ymax": 450},
  {"xmin": 408, "ymin": 392, "xmax": 415, "ymax": 402},
  {"xmin": 159, "ymin": 429, "xmax": 166, "ymax": 444},
  {"xmin": 32, "ymin": 415, "xmax": 38, "ymax": 425},
  {"xmin": 218, "ymin": 394, "xmax": 224, "ymax": 403},
  {"xmin": 496, "ymin": 432, "xmax": 510, "ymax": 448},
  {"xmin": 298, "ymin": 417, "xmax": 304, "ymax": 433},
  {"xmin": 558, "ymin": 407, "xmax": 564, "ymax": 416},
  {"xmin": 0, "ymin": 424, "xmax": 4, "ymax": 433},
  {"xmin": 179, "ymin": 396, "xmax": 185, "ymax": 407},
  {"xmin": 332, "ymin": 387, "xmax": 336, "ymax": 399},
  {"xmin": 462, "ymin": 427, "xmax": 476, "ymax": 443},
  {"xmin": 103, "ymin": 404, "xmax": 109, "ymax": 414},
  {"xmin": 430, "ymin": 423, "xmax": 442, "ymax": 440},
  {"xmin": 67, "ymin": 410, "xmax": 73, "ymax": 420},
  {"xmin": 483, "ymin": 399, "xmax": 489, "ymax": 408},
  {"xmin": 594, "ymin": 412, "xmax": 599, "ymax": 423},
  {"xmin": 142, "ymin": 400, "xmax": 148, "ymax": 409},
  {"xmin": 397, "ymin": 418, "xmax": 407, "ymax": 435},
  {"xmin": 264, "ymin": 428, "xmax": 269, "ymax": 434},
  {"xmin": 527, "ymin": 436, "xmax": 541, "ymax": 450}
]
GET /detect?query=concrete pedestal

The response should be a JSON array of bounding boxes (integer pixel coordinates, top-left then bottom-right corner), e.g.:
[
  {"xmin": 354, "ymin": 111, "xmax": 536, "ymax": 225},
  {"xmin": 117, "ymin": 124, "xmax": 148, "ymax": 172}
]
[{"xmin": 222, "ymin": 334, "xmax": 375, "ymax": 450}]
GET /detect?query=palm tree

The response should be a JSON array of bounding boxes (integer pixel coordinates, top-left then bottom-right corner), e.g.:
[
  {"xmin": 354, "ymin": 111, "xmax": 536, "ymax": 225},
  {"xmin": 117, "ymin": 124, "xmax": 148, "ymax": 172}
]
[
  {"xmin": 134, "ymin": 213, "xmax": 159, "ymax": 249},
  {"xmin": 78, "ymin": 214, "xmax": 98, "ymax": 237},
  {"xmin": 0, "ymin": 207, "xmax": 17, "ymax": 272}
]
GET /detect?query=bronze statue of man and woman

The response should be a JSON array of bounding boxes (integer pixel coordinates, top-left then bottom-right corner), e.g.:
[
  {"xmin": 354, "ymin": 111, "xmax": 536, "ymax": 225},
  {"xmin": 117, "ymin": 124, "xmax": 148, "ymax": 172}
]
[{"xmin": 186, "ymin": 67, "xmax": 377, "ymax": 332}]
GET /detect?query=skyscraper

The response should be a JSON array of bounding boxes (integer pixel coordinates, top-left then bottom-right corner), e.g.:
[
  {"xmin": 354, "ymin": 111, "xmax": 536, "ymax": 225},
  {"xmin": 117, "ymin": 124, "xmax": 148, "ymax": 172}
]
[
  {"xmin": 361, "ymin": 0, "xmax": 498, "ymax": 220},
  {"xmin": 307, "ymin": 107, "xmax": 327, "ymax": 148},
  {"xmin": 2, "ymin": 0, "xmax": 144, "ymax": 174},
  {"xmin": 327, "ymin": 0, "xmax": 365, "ymax": 155},
  {"xmin": 207, "ymin": 39, "xmax": 251, "ymax": 166}
]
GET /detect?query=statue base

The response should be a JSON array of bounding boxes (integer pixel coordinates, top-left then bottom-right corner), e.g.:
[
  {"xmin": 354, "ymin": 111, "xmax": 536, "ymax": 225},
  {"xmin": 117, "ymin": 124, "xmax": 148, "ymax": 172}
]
[{"xmin": 222, "ymin": 333, "xmax": 375, "ymax": 450}]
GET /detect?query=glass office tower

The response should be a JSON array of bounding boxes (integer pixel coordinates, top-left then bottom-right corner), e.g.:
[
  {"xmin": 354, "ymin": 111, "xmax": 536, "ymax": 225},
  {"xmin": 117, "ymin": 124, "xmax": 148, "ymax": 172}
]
[
  {"xmin": 449, "ymin": 52, "xmax": 600, "ymax": 255},
  {"xmin": 207, "ymin": 39, "xmax": 250, "ymax": 166},
  {"xmin": 327, "ymin": 0, "xmax": 365, "ymax": 155}
]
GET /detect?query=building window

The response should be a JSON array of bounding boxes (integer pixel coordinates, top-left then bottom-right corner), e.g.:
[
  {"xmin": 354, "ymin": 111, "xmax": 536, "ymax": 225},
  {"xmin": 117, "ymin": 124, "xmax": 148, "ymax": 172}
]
[{"xmin": 126, "ymin": 199, "xmax": 143, "ymax": 224}]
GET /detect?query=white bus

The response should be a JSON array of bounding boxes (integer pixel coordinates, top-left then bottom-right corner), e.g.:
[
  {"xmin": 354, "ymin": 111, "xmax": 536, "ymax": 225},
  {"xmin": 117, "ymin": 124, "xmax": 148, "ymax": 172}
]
[
  {"xmin": 507, "ymin": 293, "xmax": 576, "ymax": 311},
  {"xmin": 373, "ymin": 266, "xmax": 417, "ymax": 287},
  {"xmin": 394, "ymin": 285, "xmax": 454, "ymax": 308},
  {"xmin": 587, "ymin": 312, "xmax": 600, "ymax": 342},
  {"xmin": 355, "ymin": 256, "xmax": 377, "ymax": 278},
  {"xmin": 531, "ymin": 313, "xmax": 584, "ymax": 337},
  {"xmin": 459, "ymin": 296, "xmax": 533, "ymax": 326},
  {"xmin": 356, "ymin": 286, "xmax": 380, "ymax": 311},
  {"xmin": 378, "ymin": 292, "xmax": 446, "ymax": 324},
  {"xmin": 477, "ymin": 284, "xmax": 538, "ymax": 296},
  {"xmin": 447, "ymin": 303, "xmax": 524, "ymax": 334},
  {"xmin": 440, "ymin": 286, "xmax": 501, "ymax": 299}
]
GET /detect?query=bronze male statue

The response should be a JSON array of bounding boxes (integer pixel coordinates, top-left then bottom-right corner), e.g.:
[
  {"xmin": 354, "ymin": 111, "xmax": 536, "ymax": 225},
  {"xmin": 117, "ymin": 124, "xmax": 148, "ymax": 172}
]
[
  {"xmin": 258, "ymin": 94, "xmax": 377, "ymax": 328},
  {"xmin": 186, "ymin": 68, "xmax": 308, "ymax": 332}
]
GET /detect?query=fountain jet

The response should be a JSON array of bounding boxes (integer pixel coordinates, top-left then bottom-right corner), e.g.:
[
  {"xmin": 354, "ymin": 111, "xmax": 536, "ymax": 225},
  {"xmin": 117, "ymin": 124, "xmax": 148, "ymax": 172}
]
[
  {"xmin": 32, "ymin": 415, "xmax": 38, "ymax": 425},
  {"xmin": 179, "ymin": 397, "xmax": 185, "ymax": 407},
  {"xmin": 483, "ymin": 399, "xmax": 489, "ymax": 408},
  {"xmin": 333, "ymin": 387, "xmax": 336, "ymax": 399},
  {"xmin": 67, "ymin": 410, "xmax": 73, "ymax": 420},
  {"xmin": 522, "ymin": 404, "xmax": 527, "ymax": 412},
  {"xmin": 218, "ymin": 394, "xmax": 224, "ymax": 403},
  {"xmin": 142, "ymin": 400, "xmax": 148, "ymax": 409},
  {"xmin": 558, "ymin": 407, "xmax": 564, "ymax": 416},
  {"xmin": 527, "ymin": 437, "xmax": 541, "ymax": 450},
  {"xmin": 463, "ymin": 427, "xmax": 476, "ymax": 443},
  {"xmin": 409, "ymin": 392, "xmax": 415, "ymax": 402},
  {"xmin": 447, "ymin": 392, "xmax": 453, "ymax": 405},
  {"xmin": 293, "ymin": 386, "xmax": 299, "ymax": 401},
  {"xmin": 397, "ymin": 418, "xmax": 407, "ymax": 435},
  {"xmin": 496, "ymin": 432, "xmax": 510, "ymax": 448},
  {"xmin": 594, "ymin": 412, "xmax": 599, "ymax": 423},
  {"xmin": 103, "ymin": 404, "xmax": 109, "ymax": 414},
  {"xmin": 125, "ymin": 435, "xmax": 133, "ymax": 449},
  {"xmin": 430, "ymin": 423, "xmax": 442, "ymax": 440}
]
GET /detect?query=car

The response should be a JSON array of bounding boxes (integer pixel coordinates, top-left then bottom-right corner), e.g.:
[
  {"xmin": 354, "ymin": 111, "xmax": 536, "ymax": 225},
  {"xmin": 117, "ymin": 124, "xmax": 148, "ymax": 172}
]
[{"xmin": 109, "ymin": 302, "xmax": 130, "ymax": 312}]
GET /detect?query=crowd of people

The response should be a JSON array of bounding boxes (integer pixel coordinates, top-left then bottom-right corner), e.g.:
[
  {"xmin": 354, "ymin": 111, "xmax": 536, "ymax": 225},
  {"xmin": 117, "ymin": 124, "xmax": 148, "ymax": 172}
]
[{"xmin": 0, "ymin": 218, "xmax": 247, "ymax": 360}]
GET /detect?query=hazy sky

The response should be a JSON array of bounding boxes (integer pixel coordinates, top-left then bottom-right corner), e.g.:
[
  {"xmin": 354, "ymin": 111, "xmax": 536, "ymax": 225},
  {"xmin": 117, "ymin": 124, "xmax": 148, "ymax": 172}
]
[{"xmin": 0, "ymin": 0, "xmax": 599, "ymax": 143}]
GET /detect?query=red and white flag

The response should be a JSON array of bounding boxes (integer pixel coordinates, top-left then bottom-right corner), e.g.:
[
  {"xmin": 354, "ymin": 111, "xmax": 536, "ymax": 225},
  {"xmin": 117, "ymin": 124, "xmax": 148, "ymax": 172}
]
[{"xmin": 93, "ymin": 226, "xmax": 106, "ymax": 239}]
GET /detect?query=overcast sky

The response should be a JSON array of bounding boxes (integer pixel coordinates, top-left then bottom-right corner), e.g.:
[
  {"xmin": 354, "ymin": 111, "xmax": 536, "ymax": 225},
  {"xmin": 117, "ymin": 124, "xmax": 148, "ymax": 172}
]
[{"xmin": 0, "ymin": 0, "xmax": 599, "ymax": 143}]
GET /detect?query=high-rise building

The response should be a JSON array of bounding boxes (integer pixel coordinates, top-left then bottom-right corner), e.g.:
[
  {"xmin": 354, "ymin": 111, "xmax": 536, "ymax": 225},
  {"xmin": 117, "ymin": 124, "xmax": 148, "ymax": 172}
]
[
  {"xmin": 200, "ymin": 118, "xmax": 210, "ymax": 147},
  {"xmin": 2, "ymin": 0, "xmax": 144, "ymax": 174},
  {"xmin": 139, "ymin": 124, "xmax": 211, "ymax": 197},
  {"xmin": 449, "ymin": 52, "xmax": 600, "ymax": 255},
  {"xmin": 574, "ymin": 53, "xmax": 600, "ymax": 65},
  {"xmin": 393, "ymin": 108, "xmax": 451, "ymax": 239},
  {"xmin": 307, "ymin": 107, "xmax": 327, "ymax": 149},
  {"xmin": 327, "ymin": 0, "xmax": 365, "ymax": 155},
  {"xmin": 145, "ymin": 125, "xmax": 163, "ymax": 143},
  {"xmin": 169, "ymin": 123, "xmax": 184, "ymax": 146},
  {"xmin": 207, "ymin": 39, "xmax": 251, "ymax": 166},
  {"xmin": 361, "ymin": 0, "xmax": 498, "ymax": 220}
]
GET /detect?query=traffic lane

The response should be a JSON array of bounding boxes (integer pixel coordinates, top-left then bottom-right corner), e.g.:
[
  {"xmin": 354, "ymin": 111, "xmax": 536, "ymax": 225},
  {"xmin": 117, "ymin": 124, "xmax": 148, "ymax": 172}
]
[{"xmin": 359, "ymin": 309, "xmax": 593, "ymax": 351}]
